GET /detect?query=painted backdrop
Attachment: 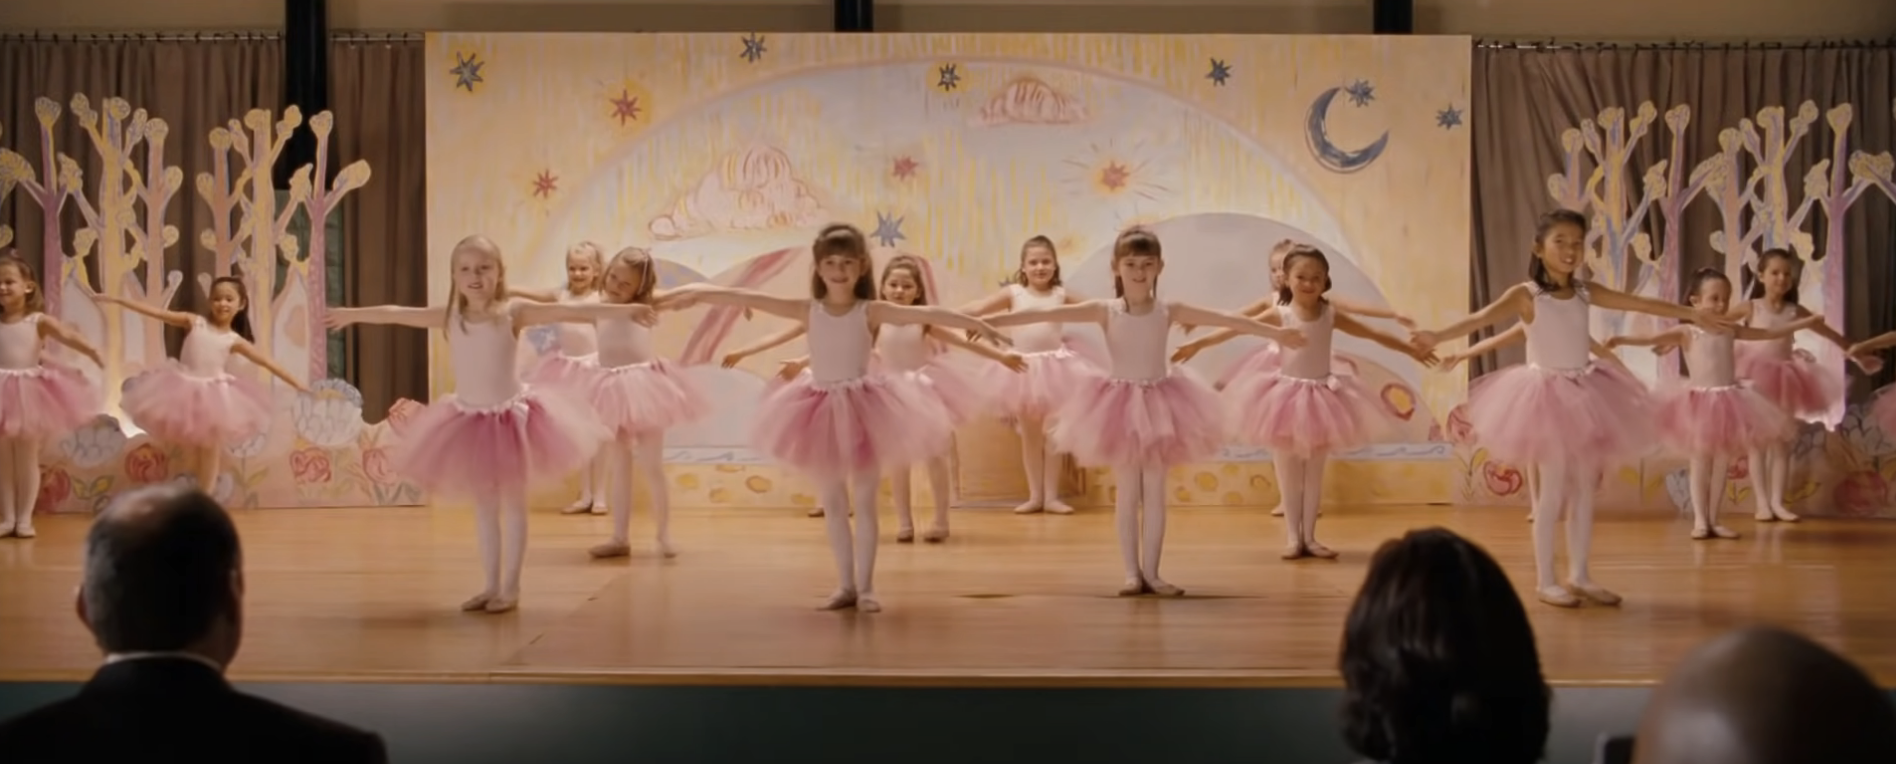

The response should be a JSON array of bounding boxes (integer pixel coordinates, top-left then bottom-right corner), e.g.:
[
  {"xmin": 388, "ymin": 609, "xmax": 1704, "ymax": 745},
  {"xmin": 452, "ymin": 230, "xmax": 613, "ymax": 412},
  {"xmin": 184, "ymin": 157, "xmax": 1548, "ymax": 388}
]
[{"xmin": 424, "ymin": 33, "xmax": 1472, "ymax": 508}]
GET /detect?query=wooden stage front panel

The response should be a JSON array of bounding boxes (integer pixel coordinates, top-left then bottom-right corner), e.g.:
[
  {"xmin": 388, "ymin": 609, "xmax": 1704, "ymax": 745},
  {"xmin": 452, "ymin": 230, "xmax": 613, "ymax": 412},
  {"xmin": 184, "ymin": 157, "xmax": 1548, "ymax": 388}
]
[{"xmin": 1, "ymin": 504, "xmax": 1891, "ymax": 686}]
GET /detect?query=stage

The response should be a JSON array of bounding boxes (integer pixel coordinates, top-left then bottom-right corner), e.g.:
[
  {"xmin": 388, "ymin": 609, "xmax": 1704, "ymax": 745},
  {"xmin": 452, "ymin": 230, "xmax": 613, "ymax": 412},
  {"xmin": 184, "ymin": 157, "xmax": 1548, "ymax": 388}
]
[{"xmin": 3, "ymin": 502, "xmax": 1892, "ymax": 688}]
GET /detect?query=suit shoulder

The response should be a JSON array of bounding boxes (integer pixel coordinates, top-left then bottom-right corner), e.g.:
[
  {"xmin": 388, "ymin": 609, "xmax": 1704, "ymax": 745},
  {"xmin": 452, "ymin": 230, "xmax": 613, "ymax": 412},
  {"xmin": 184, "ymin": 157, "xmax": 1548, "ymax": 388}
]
[{"xmin": 231, "ymin": 692, "xmax": 387, "ymax": 758}]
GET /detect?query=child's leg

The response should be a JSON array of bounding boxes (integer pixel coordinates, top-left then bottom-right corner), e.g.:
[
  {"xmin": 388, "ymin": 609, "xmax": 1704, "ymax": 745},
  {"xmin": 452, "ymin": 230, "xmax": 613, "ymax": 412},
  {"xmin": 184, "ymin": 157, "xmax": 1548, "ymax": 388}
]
[
  {"xmin": 487, "ymin": 490, "xmax": 528, "ymax": 613},
  {"xmin": 464, "ymin": 495, "xmax": 503, "ymax": 611},
  {"xmin": 589, "ymin": 452, "xmax": 610, "ymax": 515},
  {"xmin": 1532, "ymin": 461, "xmax": 1577, "ymax": 607},
  {"xmin": 1688, "ymin": 455, "xmax": 1715, "ymax": 538},
  {"xmin": 0, "ymin": 439, "xmax": 17, "ymax": 536},
  {"xmin": 195, "ymin": 445, "xmax": 221, "ymax": 499},
  {"xmin": 588, "ymin": 440, "xmax": 636, "ymax": 559},
  {"xmin": 1301, "ymin": 451, "xmax": 1334, "ymax": 558},
  {"xmin": 562, "ymin": 454, "xmax": 597, "ymax": 514},
  {"xmin": 1765, "ymin": 440, "xmax": 1798, "ymax": 521},
  {"xmin": 10, "ymin": 439, "xmax": 40, "ymax": 538},
  {"xmin": 1014, "ymin": 418, "xmax": 1047, "ymax": 513},
  {"xmin": 1527, "ymin": 465, "xmax": 1540, "ymax": 521},
  {"xmin": 635, "ymin": 434, "xmax": 674, "ymax": 557},
  {"xmin": 849, "ymin": 469, "xmax": 883, "ymax": 612},
  {"xmin": 1747, "ymin": 445, "xmax": 1774, "ymax": 520},
  {"xmin": 891, "ymin": 465, "xmax": 915, "ymax": 543},
  {"xmin": 1111, "ymin": 465, "xmax": 1144, "ymax": 594},
  {"xmin": 817, "ymin": 478, "xmax": 857, "ymax": 610},
  {"xmin": 922, "ymin": 455, "xmax": 951, "ymax": 542},
  {"xmin": 1707, "ymin": 456, "xmax": 1738, "ymax": 538},
  {"xmin": 1273, "ymin": 453, "xmax": 1307, "ymax": 558},
  {"xmin": 1042, "ymin": 436, "xmax": 1073, "ymax": 514},
  {"xmin": 1138, "ymin": 463, "xmax": 1181, "ymax": 596},
  {"xmin": 1565, "ymin": 466, "xmax": 1619, "ymax": 606}
]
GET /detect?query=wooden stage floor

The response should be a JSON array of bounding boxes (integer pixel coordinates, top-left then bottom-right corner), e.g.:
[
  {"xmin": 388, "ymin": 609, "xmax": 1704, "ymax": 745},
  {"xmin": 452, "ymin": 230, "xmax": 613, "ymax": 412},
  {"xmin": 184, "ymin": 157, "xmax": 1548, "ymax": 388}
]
[{"xmin": 2, "ymin": 503, "xmax": 1892, "ymax": 687}]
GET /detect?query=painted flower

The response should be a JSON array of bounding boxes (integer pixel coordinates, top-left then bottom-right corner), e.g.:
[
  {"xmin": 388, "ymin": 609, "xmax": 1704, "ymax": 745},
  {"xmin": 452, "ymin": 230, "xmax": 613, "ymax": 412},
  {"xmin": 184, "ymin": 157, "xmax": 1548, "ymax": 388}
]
[
  {"xmin": 60, "ymin": 418, "xmax": 128, "ymax": 469},
  {"xmin": 1482, "ymin": 460, "xmax": 1525, "ymax": 497},
  {"xmin": 1379, "ymin": 383, "xmax": 1416, "ymax": 421},
  {"xmin": 225, "ymin": 429, "xmax": 270, "ymax": 459},
  {"xmin": 123, "ymin": 443, "xmax": 169, "ymax": 484},
  {"xmin": 1663, "ymin": 468, "xmax": 1691, "ymax": 512},
  {"xmin": 1726, "ymin": 456, "xmax": 1749, "ymax": 481},
  {"xmin": 290, "ymin": 447, "xmax": 333, "ymax": 485},
  {"xmin": 34, "ymin": 466, "xmax": 72, "ymax": 515},
  {"xmin": 361, "ymin": 447, "xmax": 396, "ymax": 486},
  {"xmin": 384, "ymin": 398, "xmax": 427, "ymax": 435},
  {"xmin": 1444, "ymin": 404, "xmax": 1476, "ymax": 446},
  {"xmin": 292, "ymin": 378, "xmax": 365, "ymax": 448},
  {"xmin": 1831, "ymin": 470, "xmax": 1887, "ymax": 518}
]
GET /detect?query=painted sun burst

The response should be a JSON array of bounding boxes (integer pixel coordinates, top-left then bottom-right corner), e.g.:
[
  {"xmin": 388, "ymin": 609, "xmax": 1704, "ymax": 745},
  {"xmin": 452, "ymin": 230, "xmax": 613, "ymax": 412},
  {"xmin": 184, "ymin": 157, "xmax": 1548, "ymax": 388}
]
[{"xmin": 1060, "ymin": 139, "xmax": 1172, "ymax": 224}]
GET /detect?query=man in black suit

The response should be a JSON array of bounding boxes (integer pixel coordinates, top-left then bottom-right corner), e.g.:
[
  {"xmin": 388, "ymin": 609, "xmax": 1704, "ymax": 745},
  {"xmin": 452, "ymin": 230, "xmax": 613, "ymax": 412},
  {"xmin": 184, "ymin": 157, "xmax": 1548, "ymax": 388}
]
[{"xmin": 0, "ymin": 484, "xmax": 388, "ymax": 763}]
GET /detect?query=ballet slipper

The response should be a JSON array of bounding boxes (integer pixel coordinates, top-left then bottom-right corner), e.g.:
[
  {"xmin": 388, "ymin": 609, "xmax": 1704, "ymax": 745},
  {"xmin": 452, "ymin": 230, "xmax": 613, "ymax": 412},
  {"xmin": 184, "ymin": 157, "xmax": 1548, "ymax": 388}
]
[
  {"xmin": 896, "ymin": 528, "xmax": 914, "ymax": 543},
  {"xmin": 1271, "ymin": 506, "xmax": 1285, "ymax": 517},
  {"xmin": 483, "ymin": 596, "xmax": 518, "ymax": 614},
  {"xmin": 1013, "ymin": 499, "xmax": 1044, "ymax": 514},
  {"xmin": 657, "ymin": 538, "xmax": 678, "ymax": 558},
  {"xmin": 13, "ymin": 523, "xmax": 33, "ymax": 539},
  {"xmin": 1770, "ymin": 505, "xmax": 1800, "ymax": 522},
  {"xmin": 807, "ymin": 506, "xmax": 825, "ymax": 517},
  {"xmin": 590, "ymin": 503, "xmax": 608, "ymax": 516},
  {"xmin": 1569, "ymin": 582, "xmax": 1621, "ymax": 607},
  {"xmin": 1304, "ymin": 541, "xmax": 1337, "ymax": 559},
  {"xmin": 1144, "ymin": 578, "xmax": 1184, "ymax": 597},
  {"xmin": 1536, "ymin": 586, "xmax": 1580, "ymax": 608},
  {"xmin": 561, "ymin": 498, "xmax": 594, "ymax": 515},
  {"xmin": 1710, "ymin": 525, "xmax": 1739, "ymax": 539},
  {"xmin": 1754, "ymin": 507, "xmax": 1776, "ymax": 521},
  {"xmin": 588, "ymin": 540, "xmax": 631, "ymax": 559},
  {"xmin": 857, "ymin": 594, "xmax": 882, "ymax": 613},
  {"xmin": 1691, "ymin": 526, "xmax": 1711, "ymax": 540},
  {"xmin": 1281, "ymin": 542, "xmax": 1306, "ymax": 560},
  {"xmin": 1117, "ymin": 578, "xmax": 1148, "ymax": 596},
  {"xmin": 922, "ymin": 524, "xmax": 949, "ymax": 543},
  {"xmin": 819, "ymin": 589, "xmax": 858, "ymax": 610},
  {"xmin": 461, "ymin": 593, "xmax": 494, "ymax": 611},
  {"xmin": 1044, "ymin": 498, "xmax": 1074, "ymax": 515}
]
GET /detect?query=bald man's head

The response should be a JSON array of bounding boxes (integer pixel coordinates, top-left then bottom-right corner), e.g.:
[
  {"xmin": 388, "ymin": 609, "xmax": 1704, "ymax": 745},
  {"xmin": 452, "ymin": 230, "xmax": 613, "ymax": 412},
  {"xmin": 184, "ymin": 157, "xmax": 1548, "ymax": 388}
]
[
  {"xmin": 78, "ymin": 484, "xmax": 244, "ymax": 665},
  {"xmin": 1632, "ymin": 627, "xmax": 1896, "ymax": 764}
]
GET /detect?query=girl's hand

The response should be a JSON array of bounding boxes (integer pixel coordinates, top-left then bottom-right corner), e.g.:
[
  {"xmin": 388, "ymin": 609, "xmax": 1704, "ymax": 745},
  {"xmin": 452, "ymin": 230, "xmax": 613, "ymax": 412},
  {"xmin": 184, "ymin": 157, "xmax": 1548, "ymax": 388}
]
[
  {"xmin": 1272, "ymin": 327, "xmax": 1307, "ymax": 350},
  {"xmin": 996, "ymin": 351, "xmax": 1027, "ymax": 373},
  {"xmin": 626, "ymin": 304, "xmax": 658, "ymax": 327},
  {"xmin": 1410, "ymin": 347, "xmax": 1441, "ymax": 367},
  {"xmin": 1394, "ymin": 314, "xmax": 1418, "ymax": 330},
  {"xmin": 971, "ymin": 322, "xmax": 1010, "ymax": 347},
  {"xmin": 1694, "ymin": 309, "xmax": 1738, "ymax": 331},
  {"xmin": 1649, "ymin": 343, "xmax": 1676, "ymax": 357},
  {"xmin": 1409, "ymin": 329, "xmax": 1441, "ymax": 351},
  {"xmin": 1438, "ymin": 352, "xmax": 1468, "ymax": 372},
  {"xmin": 1170, "ymin": 341, "xmax": 1206, "ymax": 364},
  {"xmin": 1847, "ymin": 341, "xmax": 1867, "ymax": 357},
  {"xmin": 1854, "ymin": 354, "xmax": 1885, "ymax": 375},
  {"xmin": 776, "ymin": 358, "xmax": 808, "ymax": 380},
  {"xmin": 1605, "ymin": 336, "xmax": 1626, "ymax": 349},
  {"xmin": 720, "ymin": 351, "xmax": 750, "ymax": 368},
  {"xmin": 323, "ymin": 310, "xmax": 356, "ymax": 329},
  {"xmin": 294, "ymin": 382, "xmax": 314, "ymax": 395},
  {"xmin": 1178, "ymin": 322, "xmax": 1197, "ymax": 334}
]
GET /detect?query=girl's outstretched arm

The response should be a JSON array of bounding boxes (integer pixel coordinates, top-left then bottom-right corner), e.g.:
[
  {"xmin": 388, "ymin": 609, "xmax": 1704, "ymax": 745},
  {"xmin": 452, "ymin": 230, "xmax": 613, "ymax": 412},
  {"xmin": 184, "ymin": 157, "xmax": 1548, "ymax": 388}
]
[
  {"xmin": 231, "ymin": 341, "xmax": 313, "ymax": 394},
  {"xmin": 1788, "ymin": 303, "xmax": 1858, "ymax": 352},
  {"xmin": 90, "ymin": 293, "xmax": 196, "ymax": 329},
  {"xmin": 508, "ymin": 287, "xmax": 561, "ymax": 303},
  {"xmin": 1848, "ymin": 330, "xmax": 1896, "ymax": 357},
  {"xmin": 979, "ymin": 301, "xmax": 1106, "ymax": 329},
  {"xmin": 324, "ymin": 305, "xmax": 445, "ymax": 330},
  {"xmin": 37, "ymin": 316, "xmax": 104, "ymax": 367},
  {"xmin": 662, "ymin": 283, "xmax": 808, "ymax": 321},
  {"xmin": 957, "ymin": 287, "xmax": 1014, "ymax": 317},
  {"xmin": 1335, "ymin": 313, "xmax": 1436, "ymax": 365},
  {"xmin": 1588, "ymin": 280, "xmax": 1737, "ymax": 330},
  {"xmin": 722, "ymin": 325, "xmax": 808, "ymax": 367},
  {"xmin": 1410, "ymin": 284, "xmax": 1533, "ymax": 351},
  {"xmin": 1168, "ymin": 302, "xmax": 1306, "ymax": 349},
  {"xmin": 933, "ymin": 328, "xmax": 1028, "ymax": 372},
  {"xmin": 511, "ymin": 300, "xmax": 657, "ymax": 327},
  {"xmin": 871, "ymin": 302, "xmax": 1010, "ymax": 345},
  {"xmin": 1172, "ymin": 306, "xmax": 1282, "ymax": 363},
  {"xmin": 1179, "ymin": 296, "xmax": 1275, "ymax": 335},
  {"xmin": 1606, "ymin": 326, "xmax": 1689, "ymax": 349},
  {"xmin": 1331, "ymin": 296, "xmax": 1417, "ymax": 328},
  {"xmin": 1734, "ymin": 314, "xmax": 1823, "ymax": 342},
  {"xmin": 1590, "ymin": 341, "xmax": 1632, "ymax": 374},
  {"xmin": 1439, "ymin": 323, "xmax": 1525, "ymax": 371}
]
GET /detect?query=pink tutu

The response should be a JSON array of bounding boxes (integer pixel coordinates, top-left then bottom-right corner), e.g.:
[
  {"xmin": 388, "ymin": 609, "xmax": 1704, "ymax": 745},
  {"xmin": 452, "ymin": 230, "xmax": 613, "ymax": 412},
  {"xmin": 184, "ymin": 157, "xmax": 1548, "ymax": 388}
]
[
  {"xmin": 0, "ymin": 363, "xmax": 101, "ymax": 440},
  {"xmin": 1653, "ymin": 382, "xmax": 1794, "ymax": 458},
  {"xmin": 1463, "ymin": 361, "xmax": 1655, "ymax": 468},
  {"xmin": 585, "ymin": 359, "xmax": 712, "ymax": 438},
  {"xmin": 527, "ymin": 352, "xmax": 599, "ymax": 387},
  {"xmin": 1048, "ymin": 367, "xmax": 1225, "ymax": 467},
  {"xmin": 1224, "ymin": 372, "xmax": 1391, "ymax": 457},
  {"xmin": 1215, "ymin": 344, "xmax": 1281, "ymax": 389},
  {"xmin": 121, "ymin": 365, "xmax": 273, "ymax": 447},
  {"xmin": 880, "ymin": 356, "xmax": 989, "ymax": 426},
  {"xmin": 752, "ymin": 371, "xmax": 955, "ymax": 479},
  {"xmin": 1735, "ymin": 345, "xmax": 1841, "ymax": 419},
  {"xmin": 393, "ymin": 388, "xmax": 611, "ymax": 499},
  {"xmin": 980, "ymin": 345, "xmax": 1098, "ymax": 421}
]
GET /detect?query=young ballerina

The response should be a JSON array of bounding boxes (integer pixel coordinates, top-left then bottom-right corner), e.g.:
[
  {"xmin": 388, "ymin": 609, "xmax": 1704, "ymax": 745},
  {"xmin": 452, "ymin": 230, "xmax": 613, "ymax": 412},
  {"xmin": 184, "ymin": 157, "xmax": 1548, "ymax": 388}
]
[
  {"xmin": 663, "ymin": 223, "xmax": 1010, "ymax": 612},
  {"xmin": 1175, "ymin": 237, "xmax": 1415, "ymax": 518},
  {"xmin": 1849, "ymin": 332, "xmax": 1896, "ymax": 438},
  {"xmin": 0, "ymin": 253, "xmax": 104, "ymax": 538},
  {"xmin": 982, "ymin": 228, "xmax": 1306, "ymax": 595},
  {"xmin": 1439, "ymin": 318, "xmax": 1632, "ymax": 522},
  {"xmin": 1184, "ymin": 245, "xmax": 1434, "ymax": 560},
  {"xmin": 324, "ymin": 235, "xmax": 636, "ymax": 613},
  {"xmin": 959, "ymin": 236, "xmax": 1097, "ymax": 515},
  {"xmin": 1607, "ymin": 268, "xmax": 1817, "ymax": 540},
  {"xmin": 512, "ymin": 241, "xmax": 610, "ymax": 515},
  {"xmin": 721, "ymin": 255, "xmax": 1026, "ymax": 540},
  {"xmin": 1726, "ymin": 248, "xmax": 1868, "ymax": 522},
  {"xmin": 1410, "ymin": 209, "xmax": 1734, "ymax": 608},
  {"xmin": 92, "ymin": 275, "xmax": 310, "ymax": 496},
  {"xmin": 568, "ymin": 246, "xmax": 711, "ymax": 559}
]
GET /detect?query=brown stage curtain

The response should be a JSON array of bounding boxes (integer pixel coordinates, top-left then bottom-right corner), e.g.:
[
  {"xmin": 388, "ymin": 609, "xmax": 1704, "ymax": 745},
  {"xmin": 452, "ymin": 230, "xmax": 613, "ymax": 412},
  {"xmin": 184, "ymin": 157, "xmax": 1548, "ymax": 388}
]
[
  {"xmin": 1470, "ymin": 43, "xmax": 1896, "ymax": 394},
  {"xmin": 329, "ymin": 38, "xmax": 428, "ymax": 417},
  {"xmin": 0, "ymin": 36, "xmax": 282, "ymax": 350}
]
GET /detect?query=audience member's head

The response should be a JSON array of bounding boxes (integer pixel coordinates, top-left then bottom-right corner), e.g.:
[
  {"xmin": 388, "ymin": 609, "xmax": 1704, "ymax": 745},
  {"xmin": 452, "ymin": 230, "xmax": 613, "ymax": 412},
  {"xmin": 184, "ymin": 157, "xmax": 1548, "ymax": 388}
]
[
  {"xmin": 1632, "ymin": 626, "xmax": 1896, "ymax": 764},
  {"xmin": 76, "ymin": 484, "xmax": 244, "ymax": 668},
  {"xmin": 1339, "ymin": 527, "xmax": 1549, "ymax": 764}
]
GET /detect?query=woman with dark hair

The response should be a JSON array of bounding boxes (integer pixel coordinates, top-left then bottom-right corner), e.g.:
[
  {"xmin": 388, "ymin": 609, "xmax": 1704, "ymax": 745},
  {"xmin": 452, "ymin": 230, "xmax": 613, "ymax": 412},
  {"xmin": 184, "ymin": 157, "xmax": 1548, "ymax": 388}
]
[{"xmin": 1340, "ymin": 528, "xmax": 1550, "ymax": 764}]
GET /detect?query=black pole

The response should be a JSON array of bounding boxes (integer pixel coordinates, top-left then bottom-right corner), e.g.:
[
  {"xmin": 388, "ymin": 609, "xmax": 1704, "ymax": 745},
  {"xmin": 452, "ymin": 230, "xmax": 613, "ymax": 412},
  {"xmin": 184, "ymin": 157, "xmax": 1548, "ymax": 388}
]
[
  {"xmin": 834, "ymin": 0, "xmax": 872, "ymax": 32},
  {"xmin": 1372, "ymin": 0, "xmax": 1413, "ymax": 34},
  {"xmin": 276, "ymin": 0, "xmax": 329, "ymax": 188}
]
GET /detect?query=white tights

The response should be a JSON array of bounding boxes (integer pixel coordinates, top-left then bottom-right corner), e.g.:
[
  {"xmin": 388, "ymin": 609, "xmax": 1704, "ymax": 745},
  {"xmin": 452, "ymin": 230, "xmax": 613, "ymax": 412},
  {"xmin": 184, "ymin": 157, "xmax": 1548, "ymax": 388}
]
[
  {"xmin": 818, "ymin": 469, "xmax": 884, "ymax": 611},
  {"xmin": 591, "ymin": 434, "xmax": 673, "ymax": 557},
  {"xmin": 0, "ymin": 438, "xmax": 41, "ymax": 537},
  {"xmin": 1111, "ymin": 463, "xmax": 1180, "ymax": 596},
  {"xmin": 567, "ymin": 452, "xmax": 610, "ymax": 513},
  {"xmin": 1688, "ymin": 455, "xmax": 1739, "ymax": 539},
  {"xmin": 892, "ymin": 455, "xmax": 951, "ymax": 542},
  {"xmin": 1531, "ymin": 461, "xmax": 1616, "ymax": 605},
  {"xmin": 1015, "ymin": 418, "xmax": 1072, "ymax": 513},
  {"xmin": 1271, "ymin": 451, "xmax": 1334, "ymax": 558},
  {"xmin": 1746, "ymin": 440, "xmax": 1799, "ymax": 521},
  {"xmin": 467, "ymin": 490, "xmax": 529, "ymax": 613}
]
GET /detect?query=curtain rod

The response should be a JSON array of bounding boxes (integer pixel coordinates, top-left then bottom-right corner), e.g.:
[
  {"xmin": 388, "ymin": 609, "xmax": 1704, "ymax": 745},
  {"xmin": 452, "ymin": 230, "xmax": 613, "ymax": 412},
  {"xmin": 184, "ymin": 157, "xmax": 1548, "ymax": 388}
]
[
  {"xmin": 1477, "ymin": 37, "xmax": 1895, "ymax": 51},
  {"xmin": 0, "ymin": 31, "xmax": 422, "ymax": 43}
]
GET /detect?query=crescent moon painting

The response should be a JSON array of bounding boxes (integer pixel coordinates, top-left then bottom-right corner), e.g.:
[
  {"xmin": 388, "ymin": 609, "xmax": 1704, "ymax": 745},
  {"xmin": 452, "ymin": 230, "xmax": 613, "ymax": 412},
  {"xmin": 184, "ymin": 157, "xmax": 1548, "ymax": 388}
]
[{"xmin": 1305, "ymin": 86, "xmax": 1389, "ymax": 173}]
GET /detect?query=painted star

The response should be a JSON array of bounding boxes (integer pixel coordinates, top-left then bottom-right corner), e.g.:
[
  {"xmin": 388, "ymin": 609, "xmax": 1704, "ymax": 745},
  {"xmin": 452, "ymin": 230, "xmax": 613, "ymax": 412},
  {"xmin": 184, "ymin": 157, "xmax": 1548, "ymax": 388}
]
[
  {"xmin": 608, "ymin": 89, "xmax": 642, "ymax": 126},
  {"xmin": 936, "ymin": 64, "xmax": 961, "ymax": 92},
  {"xmin": 740, "ymin": 33, "xmax": 766, "ymax": 63},
  {"xmin": 872, "ymin": 211, "xmax": 905, "ymax": 247},
  {"xmin": 1344, "ymin": 79, "xmax": 1375, "ymax": 107},
  {"xmin": 1099, "ymin": 162, "xmax": 1131, "ymax": 191},
  {"xmin": 531, "ymin": 170, "xmax": 558, "ymax": 198},
  {"xmin": 1437, "ymin": 105, "xmax": 1464, "ymax": 129},
  {"xmin": 892, "ymin": 156, "xmax": 919, "ymax": 179},
  {"xmin": 450, "ymin": 52, "xmax": 485, "ymax": 93},
  {"xmin": 1206, "ymin": 58, "xmax": 1232, "ymax": 86}
]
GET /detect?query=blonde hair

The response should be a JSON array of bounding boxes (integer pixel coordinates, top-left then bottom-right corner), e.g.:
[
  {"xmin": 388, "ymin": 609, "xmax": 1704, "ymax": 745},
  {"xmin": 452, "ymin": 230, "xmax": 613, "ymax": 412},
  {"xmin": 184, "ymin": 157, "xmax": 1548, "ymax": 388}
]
[
  {"xmin": 603, "ymin": 246, "xmax": 658, "ymax": 304},
  {"xmin": 566, "ymin": 240, "xmax": 606, "ymax": 296},
  {"xmin": 442, "ymin": 234, "xmax": 511, "ymax": 336},
  {"xmin": 0, "ymin": 250, "xmax": 45, "ymax": 317}
]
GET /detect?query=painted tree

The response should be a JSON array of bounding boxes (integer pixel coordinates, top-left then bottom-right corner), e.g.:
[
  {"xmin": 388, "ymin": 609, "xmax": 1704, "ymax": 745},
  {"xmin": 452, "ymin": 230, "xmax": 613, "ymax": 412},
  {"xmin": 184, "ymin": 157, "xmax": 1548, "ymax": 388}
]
[
  {"xmin": 196, "ymin": 107, "xmax": 307, "ymax": 366},
  {"xmin": 1740, "ymin": 103, "xmax": 1821, "ymax": 260},
  {"xmin": 0, "ymin": 99, "xmax": 77, "ymax": 314},
  {"xmin": 1641, "ymin": 105, "xmax": 1719, "ymax": 383},
  {"xmin": 1701, "ymin": 129, "xmax": 1759, "ymax": 280},
  {"xmin": 286, "ymin": 111, "xmax": 372, "ymax": 381},
  {"xmin": 1547, "ymin": 104, "xmax": 1663, "ymax": 345},
  {"xmin": 1851, "ymin": 101, "xmax": 1896, "ymax": 205},
  {"xmin": 0, "ymin": 122, "xmax": 13, "ymax": 252}
]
